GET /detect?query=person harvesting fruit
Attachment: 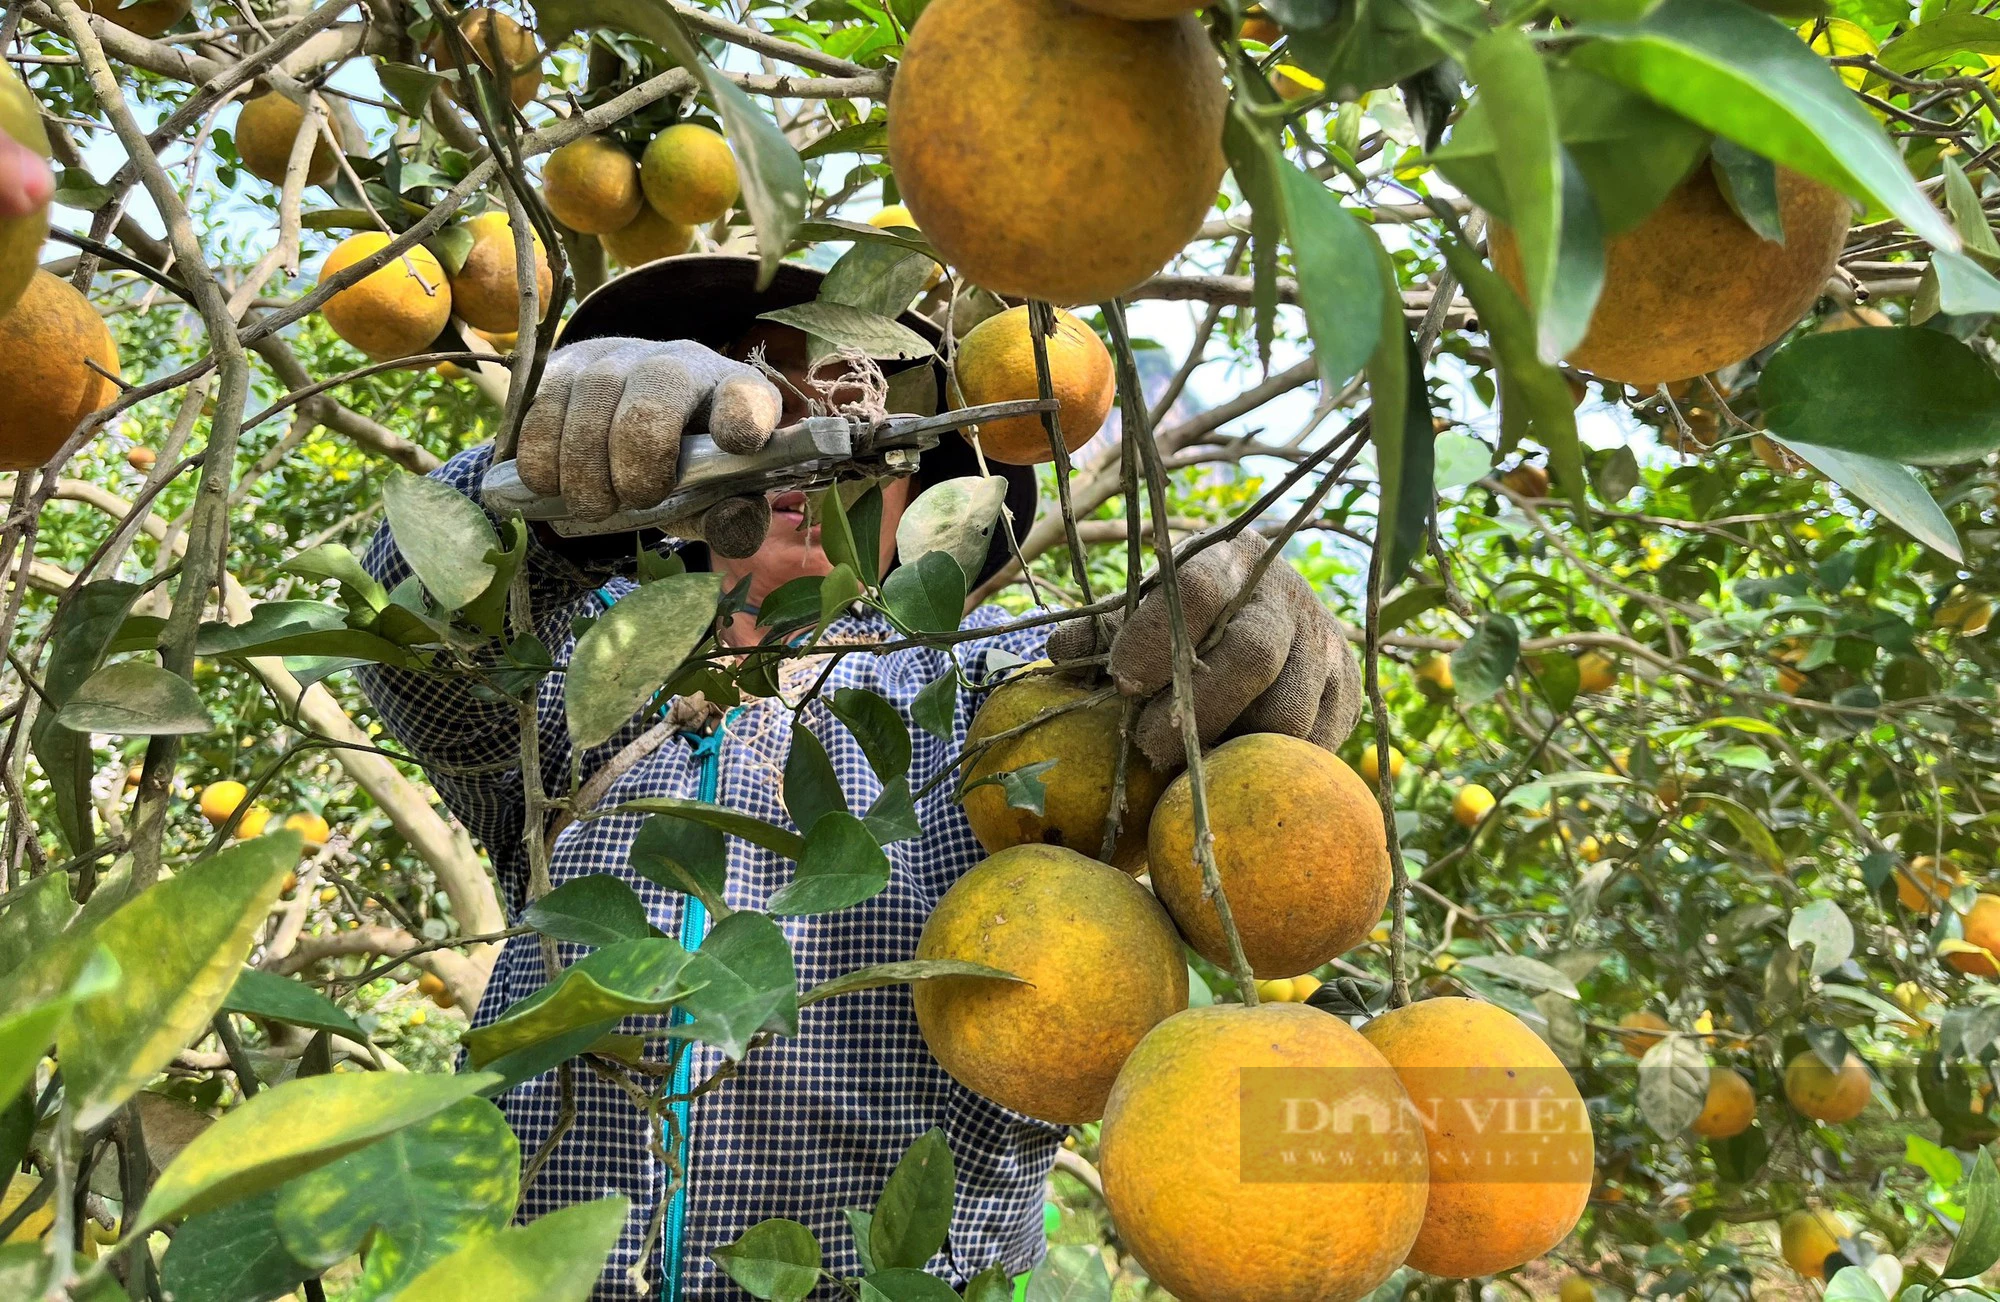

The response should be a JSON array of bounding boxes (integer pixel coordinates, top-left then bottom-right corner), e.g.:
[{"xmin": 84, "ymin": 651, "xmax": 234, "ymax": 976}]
[{"xmin": 353, "ymin": 253, "xmax": 1360, "ymax": 1298}]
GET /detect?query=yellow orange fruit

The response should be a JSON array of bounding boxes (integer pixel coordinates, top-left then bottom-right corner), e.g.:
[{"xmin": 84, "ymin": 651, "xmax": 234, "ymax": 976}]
[
  {"xmin": 888, "ymin": 0, "xmax": 1227, "ymax": 305},
  {"xmin": 1560, "ymin": 1279, "xmax": 1596, "ymax": 1302},
  {"xmin": 125, "ymin": 446, "xmax": 155, "ymax": 472},
  {"xmin": 428, "ymin": 8, "xmax": 542, "ymax": 111},
  {"xmin": 1360, "ymin": 997, "xmax": 1593, "ymax": 1278},
  {"xmin": 1069, "ymin": 0, "xmax": 1197, "ymax": 14},
  {"xmin": 1149, "ymin": 734, "xmax": 1389, "ymax": 979},
  {"xmin": 640, "ymin": 124, "xmax": 740, "ymax": 226},
  {"xmin": 416, "ymin": 969, "xmax": 455, "ymax": 1009},
  {"xmin": 1357, "ymin": 744, "xmax": 1403, "ymax": 785},
  {"xmin": 233, "ymin": 807, "xmax": 272, "ymax": 839},
  {"xmin": 541, "ymin": 134, "xmax": 642, "ymax": 235},
  {"xmin": 1489, "ymin": 165, "xmax": 1849, "ymax": 387},
  {"xmin": 450, "ymin": 210, "xmax": 552, "ymax": 335},
  {"xmin": 1691, "ymin": 1067, "xmax": 1756, "ymax": 1139},
  {"xmin": 1616, "ymin": 1010, "xmax": 1670, "ymax": 1057},
  {"xmin": 198, "ymin": 780, "xmax": 248, "ymax": 825},
  {"xmin": 1415, "ymin": 655, "xmax": 1453, "ymax": 692},
  {"xmin": 0, "ymin": 271, "xmax": 121, "ymax": 470},
  {"xmin": 1239, "ymin": 9, "xmax": 1282, "ymax": 43},
  {"xmin": 284, "ymin": 811, "xmax": 331, "ymax": 847},
  {"xmin": 599, "ymin": 202, "xmax": 696, "ymax": 266},
  {"xmin": 1100, "ymin": 1004, "xmax": 1428, "ymax": 1302},
  {"xmin": 0, "ymin": 64, "xmax": 52, "ymax": 321},
  {"xmin": 963, "ymin": 674, "xmax": 1165, "ymax": 872},
  {"xmin": 1779, "ymin": 1208, "xmax": 1851, "ymax": 1281},
  {"xmin": 1783, "ymin": 1049, "xmax": 1871, "ymax": 1123},
  {"xmin": 1951, "ymin": 894, "xmax": 2000, "ymax": 977},
  {"xmin": 317, "ymin": 232, "xmax": 452, "ymax": 361},
  {"xmin": 912, "ymin": 844, "xmax": 1187, "ymax": 1123},
  {"xmin": 1291, "ymin": 973, "xmax": 1322, "ymax": 1001},
  {"xmin": 79, "ymin": 0, "xmax": 190, "ymax": 38},
  {"xmin": 234, "ymin": 92, "xmax": 337, "ymax": 188},
  {"xmin": 1897, "ymin": 855, "xmax": 1963, "ymax": 912},
  {"xmin": 1576, "ymin": 651, "xmax": 1617, "ymax": 694},
  {"xmin": 953, "ymin": 305, "xmax": 1114, "ymax": 465},
  {"xmin": 1452, "ymin": 783, "xmax": 1495, "ymax": 829},
  {"xmin": 1577, "ymin": 836, "xmax": 1603, "ymax": 863},
  {"xmin": 1940, "ymin": 587, "xmax": 1995, "ymax": 636}
]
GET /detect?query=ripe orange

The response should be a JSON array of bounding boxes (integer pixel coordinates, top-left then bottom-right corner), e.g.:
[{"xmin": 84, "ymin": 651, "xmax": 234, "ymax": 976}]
[
  {"xmin": 233, "ymin": 807, "xmax": 272, "ymax": 839},
  {"xmin": 234, "ymin": 92, "xmax": 337, "ymax": 188},
  {"xmin": 1238, "ymin": 8, "xmax": 1281, "ymax": 42},
  {"xmin": 1576, "ymin": 651, "xmax": 1618, "ymax": 694},
  {"xmin": 640, "ymin": 124, "xmax": 740, "ymax": 226},
  {"xmin": 962, "ymin": 674, "xmax": 1165, "ymax": 872},
  {"xmin": 1951, "ymin": 894, "xmax": 2000, "ymax": 977},
  {"xmin": 1069, "ymin": 0, "xmax": 1197, "ymax": 14},
  {"xmin": 1452, "ymin": 783, "xmax": 1496, "ymax": 829},
  {"xmin": 1357, "ymin": 744, "xmax": 1403, "ymax": 785},
  {"xmin": 1360, "ymin": 997, "xmax": 1593, "ymax": 1278},
  {"xmin": 317, "ymin": 233, "xmax": 452, "ymax": 361},
  {"xmin": 197, "ymin": 780, "xmax": 248, "ymax": 825},
  {"xmin": 542, "ymin": 135, "xmax": 643, "ymax": 235},
  {"xmin": 1149, "ymin": 734, "xmax": 1389, "ymax": 979},
  {"xmin": 79, "ymin": 0, "xmax": 190, "ymax": 38},
  {"xmin": 1779, "ymin": 1208, "xmax": 1851, "ymax": 1281},
  {"xmin": 450, "ymin": 211, "xmax": 552, "ymax": 335},
  {"xmin": 1414, "ymin": 655, "xmax": 1453, "ymax": 692},
  {"xmin": 599, "ymin": 203, "xmax": 695, "ymax": 267},
  {"xmin": 0, "ymin": 271, "xmax": 122, "ymax": 471},
  {"xmin": 416, "ymin": 970, "xmax": 456, "ymax": 1009},
  {"xmin": 953, "ymin": 306, "xmax": 1114, "ymax": 465},
  {"xmin": 1615, "ymin": 1010, "xmax": 1670, "ymax": 1057},
  {"xmin": 125, "ymin": 446, "xmax": 155, "ymax": 472},
  {"xmin": 1100, "ymin": 1004, "xmax": 1427, "ymax": 1302},
  {"xmin": 428, "ymin": 8, "xmax": 542, "ymax": 110},
  {"xmin": 1691, "ymin": 1067, "xmax": 1756, "ymax": 1139},
  {"xmin": 888, "ymin": 0, "xmax": 1226, "ymax": 305},
  {"xmin": 913, "ymin": 844, "xmax": 1187, "ymax": 1123},
  {"xmin": 1783, "ymin": 1049, "xmax": 1871, "ymax": 1123},
  {"xmin": 1896, "ymin": 855, "xmax": 1963, "ymax": 912},
  {"xmin": 284, "ymin": 811, "xmax": 331, "ymax": 847}
]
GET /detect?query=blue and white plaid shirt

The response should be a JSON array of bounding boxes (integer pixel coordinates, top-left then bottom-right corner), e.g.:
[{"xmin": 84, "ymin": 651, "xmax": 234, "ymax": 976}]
[{"xmin": 355, "ymin": 446, "xmax": 1062, "ymax": 1300}]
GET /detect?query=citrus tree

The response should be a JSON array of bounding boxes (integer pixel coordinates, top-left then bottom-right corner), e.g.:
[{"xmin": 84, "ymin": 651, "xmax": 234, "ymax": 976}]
[{"xmin": 5, "ymin": 0, "xmax": 2000, "ymax": 1297}]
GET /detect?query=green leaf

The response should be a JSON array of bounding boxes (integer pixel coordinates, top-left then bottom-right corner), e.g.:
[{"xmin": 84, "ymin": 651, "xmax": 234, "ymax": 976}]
[
  {"xmin": 1378, "ymin": 584, "xmax": 1446, "ymax": 636},
  {"xmin": 963, "ymin": 1265, "xmax": 1014, "ymax": 1302},
  {"xmin": 1772, "ymin": 439, "xmax": 1962, "ymax": 562},
  {"xmin": 1594, "ymin": 444, "xmax": 1641, "ymax": 504},
  {"xmin": 55, "ymin": 660, "xmax": 211, "ymax": 736},
  {"xmin": 800, "ymin": 119, "xmax": 888, "ymax": 161},
  {"xmin": 376, "ymin": 60, "xmax": 446, "ymax": 118},
  {"xmin": 844, "ymin": 1208, "xmax": 877, "ymax": 1276},
  {"xmin": 1637, "ymin": 1034, "xmax": 1710, "ymax": 1135},
  {"xmin": 759, "ymin": 574, "xmax": 826, "ymax": 635},
  {"xmin": 670, "ymin": 911, "xmax": 798, "ymax": 1060},
  {"xmin": 1788, "ymin": 898, "xmax": 1855, "ymax": 978},
  {"xmin": 768, "ymin": 813, "xmax": 891, "ymax": 915},
  {"xmin": 784, "ymin": 722, "xmax": 846, "ymax": 834},
  {"xmin": 819, "ymin": 563, "xmax": 865, "ymax": 631},
  {"xmin": 965, "ymin": 758, "xmax": 1059, "ymax": 817},
  {"xmin": 896, "ymin": 480, "xmax": 1009, "ymax": 583},
  {"xmin": 0, "ymin": 871, "xmax": 77, "ymax": 980},
  {"xmin": 62, "ymin": 834, "xmax": 298, "ymax": 1130},
  {"xmin": 1943, "ymin": 155, "xmax": 2000, "ymax": 264},
  {"xmin": 882, "ymin": 552, "xmax": 966, "ymax": 635},
  {"xmin": 1688, "ymin": 793, "xmax": 1786, "ymax": 871},
  {"xmin": 615, "ymin": 797, "xmax": 806, "ymax": 861},
  {"xmin": 861, "ymin": 1269, "xmax": 964, "ymax": 1302},
  {"xmin": 283, "ymin": 543, "xmax": 389, "ymax": 610},
  {"xmin": 464, "ymin": 938, "xmax": 698, "ymax": 1068},
  {"xmin": 629, "ymin": 814, "xmax": 730, "ymax": 913},
  {"xmin": 1824, "ymin": 1268, "xmax": 1891, "ymax": 1302},
  {"xmin": 1024, "ymin": 1245, "xmax": 1113, "ymax": 1302},
  {"xmin": 566, "ymin": 572, "xmax": 722, "ymax": 749},
  {"xmin": 1709, "ymin": 139, "xmax": 1785, "ymax": 242},
  {"xmin": 863, "ymin": 776, "xmax": 923, "ymax": 846},
  {"xmin": 1570, "ymin": 0, "xmax": 1966, "ymax": 261},
  {"xmin": 828, "ymin": 688, "xmax": 913, "ymax": 783},
  {"xmin": 521, "ymin": 875, "xmax": 654, "ymax": 948},
  {"xmin": 711, "ymin": 1218, "xmax": 821, "ymax": 1302},
  {"xmin": 1451, "ymin": 614, "xmax": 1521, "ymax": 703},
  {"xmin": 1762, "ymin": 328, "xmax": 2000, "ymax": 465},
  {"xmin": 1273, "ymin": 153, "xmax": 1384, "ymax": 394},
  {"xmin": 911, "ymin": 670, "xmax": 958, "ymax": 742},
  {"xmin": 1223, "ymin": 108, "xmax": 1283, "ymax": 367},
  {"xmin": 799, "ymin": 959, "xmax": 1025, "ymax": 1008},
  {"xmin": 1453, "ymin": 953, "xmax": 1581, "ymax": 998},
  {"xmin": 222, "ymin": 967, "xmax": 365, "ymax": 1041},
  {"xmin": 1876, "ymin": 11, "xmax": 2000, "ymax": 73},
  {"xmin": 1433, "ymin": 432, "xmax": 1494, "ymax": 491},
  {"xmin": 1374, "ymin": 330, "xmax": 1435, "ymax": 589},
  {"xmin": 138, "ymin": 1070, "xmax": 500, "ymax": 1229},
  {"xmin": 387, "ymin": 1197, "xmax": 630, "ymax": 1302},
  {"xmin": 31, "ymin": 579, "xmax": 142, "ymax": 853},
  {"xmin": 759, "ymin": 302, "xmax": 934, "ymax": 360},
  {"xmin": 160, "ymin": 1191, "xmax": 318, "ymax": 1302},
  {"xmin": 821, "ymin": 241, "xmax": 936, "ymax": 322},
  {"xmin": 0, "ymin": 947, "xmax": 115, "ymax": 1110},
  {"xmin": 869, "ymin": 1127, "xmax": 954, "ymax": 1270},
  {"xmin": 0, "ymin": 1244, "xmax": 124, "ymax": 1301},
  {"xmin": 275, "ymin": 1097, "xmax": 519, "ymax": 1298},
  {"xmin": 382, "ymin": 470, "xmax": 499, "ymax": 612},
  {"xmin": 1945, "ymin": 1146, "xmax": 2000, "ymax": 1278}
]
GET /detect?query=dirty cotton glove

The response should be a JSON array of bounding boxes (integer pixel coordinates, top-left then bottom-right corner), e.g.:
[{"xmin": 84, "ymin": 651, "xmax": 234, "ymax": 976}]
[
  {"xmin": 1046, "ymin": 531, "xmax": 1362, "ymax": 769},
  {"xmin": 516, "ymin": 337, "xmax": 784, "ymax": 556}
]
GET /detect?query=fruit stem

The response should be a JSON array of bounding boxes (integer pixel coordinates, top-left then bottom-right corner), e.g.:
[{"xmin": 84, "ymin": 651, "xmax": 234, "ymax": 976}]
[{"xmin": 1103, "ymin": 300, "xmax": 1259, "ymax": 1005}]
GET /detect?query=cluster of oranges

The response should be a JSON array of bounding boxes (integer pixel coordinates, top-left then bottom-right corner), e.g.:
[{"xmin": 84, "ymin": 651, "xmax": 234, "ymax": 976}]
[{"xmin": 196, "ymin": 779, "xmax": 330, "ymax": 853}]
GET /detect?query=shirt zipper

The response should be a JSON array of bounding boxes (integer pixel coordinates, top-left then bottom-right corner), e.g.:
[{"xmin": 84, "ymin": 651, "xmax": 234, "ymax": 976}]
[{"xmin": 663, "ymin": 722, "xmax": 722, "ymax": 1301}]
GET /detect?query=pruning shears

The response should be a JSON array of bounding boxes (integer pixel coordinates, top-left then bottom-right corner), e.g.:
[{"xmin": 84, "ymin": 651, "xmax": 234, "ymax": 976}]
[{"xmin": 478, "ymin": 397, "xmax": 1057, "ymax": 539}]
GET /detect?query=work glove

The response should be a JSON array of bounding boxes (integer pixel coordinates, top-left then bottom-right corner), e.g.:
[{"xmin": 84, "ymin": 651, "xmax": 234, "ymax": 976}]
[
  {"xmin": 1045, "ymin": 531, "xmax": 1362, "ymax": 769},
  {"xmin": 516, "ymin": 337, "xmax": 785, "ymax": 558}
]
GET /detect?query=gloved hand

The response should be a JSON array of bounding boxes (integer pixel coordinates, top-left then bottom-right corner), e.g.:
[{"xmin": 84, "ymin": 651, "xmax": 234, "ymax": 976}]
[
  {"xmin": 517, "ymin": 337, "xmax": 785, "ymax": 558},
  {"xmin": 1045, "ymin": 531, "xmax": 1361, "ymax": 769}
]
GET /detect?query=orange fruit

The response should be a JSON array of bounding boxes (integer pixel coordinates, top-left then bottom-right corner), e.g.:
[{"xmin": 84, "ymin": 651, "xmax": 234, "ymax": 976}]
[
  {"xmin": 197, "ymin": 780, "xmax": 248, "ymax": 825},
  {"xmin": 1783, "ymin": 1050, "xmax": 1871, "ymax": 1123},
  {"xmin": 599, "ymin": 203, "xmax": 695, "ymax": 267},
  {"xmin": 640, "ymin": 124, "xmax": 739, "ymax": 226},
  {"xmin": 1069, "ymin": 0, "xmax": 1197, "ymax": 13},
  {"xmin": 1150, "ymin": 734, "xmax": 1389, "ymax": 979},
  {"xmin": 234, "ymin": 92, "xmax": 337, "ymax": 187},
  {"xmin": 1489, "ymin": 166, "xmax": 1849, "ymax": 388},
  {"xmin": 1951, "ymin": 894, "xmax": 2000, "ymax": 977},
  {"xmin": 912, "ymin": 844, "xmax": 1187, "ymax": 1123},
  {"xmin": 953, "ymin": 306, "xmax": 1114, "ymax": 465},
  {"xmin": 416, "ymin": 970, "xmax": 455, "ymax": 1009},
  {"xmin": 317, "ymin": 232, "xmax": 452, "ymax": 361},
  {"xmin": 1360, "ymin": 997, "xmax": 1593, "ymax": 1278},
  {"xmin": 1691, "ymin": 1067, "xmax": 1756, "ymax": 1139},
  {"xmin": 1576, "ymin": 651, "xmax": 1618, "ymax": 694},
  {"xmin": 283, "ymin": 811, "xmax": 331, "ymax": 847},
  {"xmin": 1452, "ymin": 783, "xmax": 1495, "ymax": 829},
  {"xmin": 1357, "ymin": 744, "xmax": 1403, "ymax": 785},
  {"xmin": 79, "ymin": 0, "xmax": 190, "ymax": 38},
  {"xmin": 125, "ymin": 446, "xmax": 155, "ymax": 472},
  {"xmin": 542, "ymin": 134, "xmax": 643, "ymax": 235},
  {"xmin": 1779, "ymin": 1208, "xmax": 1851, "ymax": 1281},
  {"xmin": 428, "ymin": 8, "xmax": 542, "ymax": 111},
  {"xmin": 0, "ymin": 64, "xmax": 52, "ymax": 321},
  {"xmin": 1896, "ymin": 855, "xmax": 1963, "ymax": 912},
  {"xmin": 1239, "ymin": 9, "xmax": 1281, "ymax": 42},
  {"xmin": 233, "ymin": 807, "xmax": 272, "ymax": 839},
  {"xmin": 1616, "ymin": 1010, "xmax": 1670, "ymax": 1056},
  {"xmin": 450, "ymin": 211, "xmax": 551, "ymax": 335},
  {"xmin": 962, "ymin": 674, "xmax": 1165, "ymax": 872},
  {"xmin": 1100, "ymin": 1004, "xmax": 1427, "ymax": 1302},
  {"xmin": 0, "ymin": 271, "xmax": 121, "ymax": 470},
  {"xmin": 888, "ymin": 0, "xmax": 1226, "ymax": 304}
]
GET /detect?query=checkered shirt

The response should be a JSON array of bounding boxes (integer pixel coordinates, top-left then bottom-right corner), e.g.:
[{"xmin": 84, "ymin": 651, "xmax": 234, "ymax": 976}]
[{"xmin": 354, "ymin": 446, "xmax": 1063, "ymax": 1300}]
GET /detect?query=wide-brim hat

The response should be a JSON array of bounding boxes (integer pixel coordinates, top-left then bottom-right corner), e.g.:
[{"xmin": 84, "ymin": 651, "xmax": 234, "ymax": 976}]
[{"xmin": 563, "ymin": 254, "xmax": 1037, "ymax": 587}]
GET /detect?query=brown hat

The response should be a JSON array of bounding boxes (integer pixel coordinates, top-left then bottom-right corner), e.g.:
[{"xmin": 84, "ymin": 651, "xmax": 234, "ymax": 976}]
[{"xmin": 563, "ymin": 254, "xmax": 1037, "ymax": 586}]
